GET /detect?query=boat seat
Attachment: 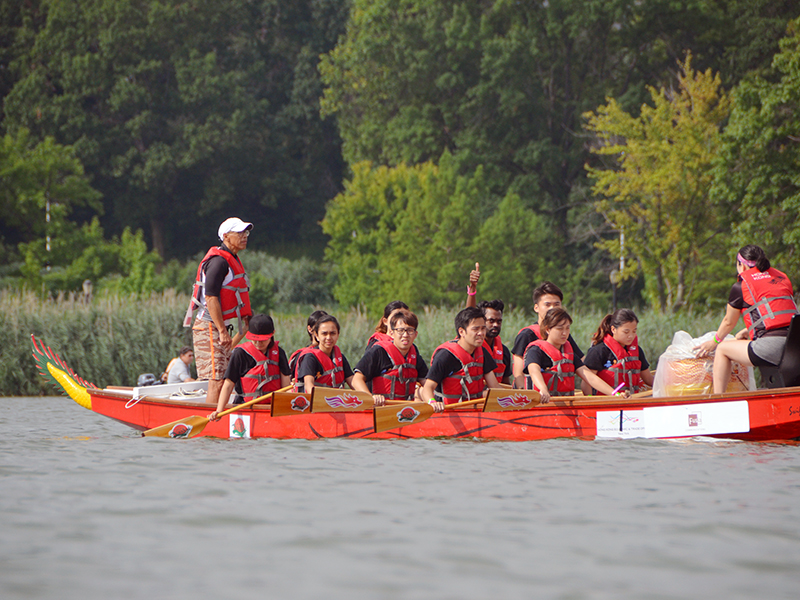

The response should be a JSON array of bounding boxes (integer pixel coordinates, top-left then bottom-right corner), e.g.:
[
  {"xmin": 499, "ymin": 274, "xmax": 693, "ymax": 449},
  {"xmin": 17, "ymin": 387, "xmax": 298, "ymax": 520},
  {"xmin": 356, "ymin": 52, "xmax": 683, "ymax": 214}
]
[{"xmin": 760, "ymin": 314, "xmax": 800, "ymax": 388}]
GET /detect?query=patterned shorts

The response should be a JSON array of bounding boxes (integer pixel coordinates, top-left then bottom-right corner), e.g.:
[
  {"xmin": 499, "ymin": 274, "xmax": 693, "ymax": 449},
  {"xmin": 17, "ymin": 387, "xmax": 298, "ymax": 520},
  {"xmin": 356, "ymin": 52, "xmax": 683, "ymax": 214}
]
[{"xmin": 192, "ymin": 321, "xmax": 232, "ymax": 380}]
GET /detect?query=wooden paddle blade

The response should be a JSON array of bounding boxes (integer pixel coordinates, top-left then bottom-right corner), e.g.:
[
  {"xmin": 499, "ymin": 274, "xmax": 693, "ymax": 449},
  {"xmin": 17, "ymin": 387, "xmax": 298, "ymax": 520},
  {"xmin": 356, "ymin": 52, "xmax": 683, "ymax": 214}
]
[
  {"xmin": 270, "ymin": 391, "xmax": 312, "ymax": 417},
  {"xmin": 483, "ymin": 388, "xmax": 541, "ymax": 412},
  {"xmin": 143, "ymin": 415, "xmax": 210, "ymax": 438},
  {"xmin": 373, "ymin": 402, "xmax": 434, "ymax": 433},
  {"xmin": 311, "ymin": 387, "xmax": 374, "ymax": 412}
]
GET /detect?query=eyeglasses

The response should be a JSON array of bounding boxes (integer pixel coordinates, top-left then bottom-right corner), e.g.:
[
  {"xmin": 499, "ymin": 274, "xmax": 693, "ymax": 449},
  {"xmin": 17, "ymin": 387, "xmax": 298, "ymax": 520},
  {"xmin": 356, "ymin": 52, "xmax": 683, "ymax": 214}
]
[
  {"xmin": 391, "ymin": 327, "xmax": 417, "ymax": 336},
  {"xmin": 236, "ymin": 230, "xmax": 250, "ymax": 237}
]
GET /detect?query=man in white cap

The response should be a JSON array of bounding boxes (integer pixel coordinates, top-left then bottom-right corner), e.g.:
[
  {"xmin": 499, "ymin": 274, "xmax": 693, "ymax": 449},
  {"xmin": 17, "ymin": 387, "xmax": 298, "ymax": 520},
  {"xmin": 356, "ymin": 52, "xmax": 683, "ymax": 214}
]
[{"xmin": 184, "ymin": 217, "xmax": 254, "ymax": 407}]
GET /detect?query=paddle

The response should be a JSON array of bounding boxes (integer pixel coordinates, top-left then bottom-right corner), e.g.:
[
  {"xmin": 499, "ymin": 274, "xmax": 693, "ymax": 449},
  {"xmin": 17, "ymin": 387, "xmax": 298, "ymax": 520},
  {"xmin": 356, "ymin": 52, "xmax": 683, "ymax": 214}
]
[
  {"xmin": 272, "ymin": 387, "xmax": 409, "ymax": 417},
  {"xmin": 482, "ymin": 388, "xmax": 542, "ymax": 411},
  {"xmin": 271, "ymin": 390, "xmax": 312, "ymax": 417},
  {"xmin": 311, "ymin": 387, "xmax": 410, "ymax": 412},
  {"xmin": 373, "ymin": 397, "xmax": 485, "ymax": 433},
  {"xmin": 142, "ymin": 384, "xmax": 291, "ymax": 438}
]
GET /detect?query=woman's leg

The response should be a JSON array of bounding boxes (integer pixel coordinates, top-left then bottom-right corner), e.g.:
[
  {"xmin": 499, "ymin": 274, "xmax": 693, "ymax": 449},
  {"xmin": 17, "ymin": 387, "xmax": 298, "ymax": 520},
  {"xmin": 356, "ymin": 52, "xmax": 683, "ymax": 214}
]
[{"xmin": 712, "ymin": 340, "xmax": 752, "ymax": 394}]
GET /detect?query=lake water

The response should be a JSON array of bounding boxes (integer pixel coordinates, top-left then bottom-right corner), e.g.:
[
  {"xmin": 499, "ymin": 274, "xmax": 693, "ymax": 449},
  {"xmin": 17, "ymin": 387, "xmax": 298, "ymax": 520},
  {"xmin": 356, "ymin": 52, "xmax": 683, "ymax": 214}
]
[{"xmin": 2, "ymin": 397, "xmax": 799, "ymax": 599}]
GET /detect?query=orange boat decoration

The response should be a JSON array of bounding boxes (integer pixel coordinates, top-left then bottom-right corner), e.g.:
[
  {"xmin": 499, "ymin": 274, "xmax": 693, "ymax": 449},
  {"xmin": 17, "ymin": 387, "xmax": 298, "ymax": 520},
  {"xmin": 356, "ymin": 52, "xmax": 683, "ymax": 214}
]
[{"xmin": 32, "ymin": 335, "xmax": 800, "ymax": 442}]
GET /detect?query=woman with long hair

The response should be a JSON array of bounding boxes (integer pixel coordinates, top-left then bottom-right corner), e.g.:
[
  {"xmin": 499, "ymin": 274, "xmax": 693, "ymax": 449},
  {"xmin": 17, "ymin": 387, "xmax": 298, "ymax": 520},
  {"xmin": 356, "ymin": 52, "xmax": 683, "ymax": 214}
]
[
  {"xmin": 583, "ymin": 309, "xmax": 654, "ymax": 394},
  {"xmin": 695, "ymin": 245, "xmax": 797, "ymax": 393}
]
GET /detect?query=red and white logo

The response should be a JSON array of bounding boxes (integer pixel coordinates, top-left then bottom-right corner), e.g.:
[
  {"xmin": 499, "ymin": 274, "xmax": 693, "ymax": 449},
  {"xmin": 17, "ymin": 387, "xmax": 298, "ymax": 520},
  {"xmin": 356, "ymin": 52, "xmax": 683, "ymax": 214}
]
[
  {"xmin": 290, "ymin": 396, "xmax": 310, "ymax": 412},
  {"xmin": 397, "ymin": 406, "xmax": 421, "ymax": 423},
  {"xmin": 169, "ymin": 423, "xmax": 192, "ymax": 438}
]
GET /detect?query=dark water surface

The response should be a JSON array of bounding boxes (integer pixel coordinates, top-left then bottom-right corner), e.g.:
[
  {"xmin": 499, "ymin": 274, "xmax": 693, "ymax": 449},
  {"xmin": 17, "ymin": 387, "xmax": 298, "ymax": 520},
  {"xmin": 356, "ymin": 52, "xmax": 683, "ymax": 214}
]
[{"xmin": 2, "ymin": 397, "xmax": 799, "ymax": 599}]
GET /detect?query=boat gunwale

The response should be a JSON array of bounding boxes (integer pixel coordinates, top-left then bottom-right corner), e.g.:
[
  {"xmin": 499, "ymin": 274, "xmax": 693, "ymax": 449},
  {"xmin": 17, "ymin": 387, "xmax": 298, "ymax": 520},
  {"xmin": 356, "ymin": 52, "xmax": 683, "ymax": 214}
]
[{"xmin": 86, "ymin": 384, "xmax": 800, "ymax": 414}]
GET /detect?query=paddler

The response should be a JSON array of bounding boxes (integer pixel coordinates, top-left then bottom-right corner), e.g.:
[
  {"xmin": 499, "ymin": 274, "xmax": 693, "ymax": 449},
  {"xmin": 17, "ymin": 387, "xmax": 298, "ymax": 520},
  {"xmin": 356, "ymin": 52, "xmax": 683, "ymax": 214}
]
[
  {"xmin": 295, "ymin": 314, "xmax": 355, "ymax": 393},
  {"xmin": 524, "ymin": 308, "xmax": 623, "ymax": 403},
  {"xmin": 464, "ymin": 263, "xmax": 511, "ymax": 384},
  {"xmin": 352, "ymin": 308, "xmax": 428, "ymax": 406},
  {"xmin": 184, "ymin": 217, "xmax": 253, "ymax": 409},
  {"xmin": 583, "ymin": 309, "xmax": 654, "ymax": 394},
  {"xmin": 422, "ymin": 306, "xmax": 500, "ymax": 413},
  {"xmin": 288, "ymin": 309, "xmax": 328, "ymax": 377},
  {"xmin": 511, "ymin": 281, "xmax": 588, "ymax": 391},
  {"xmin": 694, "ymin": 244, "xmax": 798, "ymax": 393},
  {"xmin": 208, "ymin": 314, "xmax": 291, "ymax": 421},
  {"xmin": 366, "ymin": 301, "xmax": 409, "ymax": 349}
]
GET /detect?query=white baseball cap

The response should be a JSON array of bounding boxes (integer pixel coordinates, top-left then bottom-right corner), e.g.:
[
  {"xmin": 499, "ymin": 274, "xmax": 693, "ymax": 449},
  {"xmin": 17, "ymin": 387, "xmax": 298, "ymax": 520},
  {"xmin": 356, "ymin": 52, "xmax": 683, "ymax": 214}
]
[{"xmin": 218, "ymin": 217, "xmax": 253, "ymax": 241}]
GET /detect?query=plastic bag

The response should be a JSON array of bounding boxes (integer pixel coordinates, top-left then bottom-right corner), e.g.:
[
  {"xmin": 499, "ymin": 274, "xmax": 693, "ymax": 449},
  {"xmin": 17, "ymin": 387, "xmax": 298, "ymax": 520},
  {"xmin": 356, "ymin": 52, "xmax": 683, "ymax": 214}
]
[{"xmin": 652, "ymin": 331, "xmax": 755, "ymax": 397}]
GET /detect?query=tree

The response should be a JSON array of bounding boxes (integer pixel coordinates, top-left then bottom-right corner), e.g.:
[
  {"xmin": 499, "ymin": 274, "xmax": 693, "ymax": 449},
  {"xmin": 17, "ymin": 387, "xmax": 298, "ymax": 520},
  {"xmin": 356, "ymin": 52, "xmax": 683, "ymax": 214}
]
[
  {"xmin": 711, "ymin": 17, "xmax": 800, "ymax": 283},
  {"xmin": 3, "ymin": 0, "xmax": 348, "ymax": 260},
  {"xmin": 0, "ymin": 128, "xmax": 102, "ymax": 252},
  {"xmin": 322, "ymin": 154, "xmax": 484, "ymax": 313},
  {"xmin": 584, "ymin": 55, "xmax": 730, "ymax": 311},
  {"xmin": 320, "ymin": 0, "xmax": 795, "ymax": 246},
  {"xmin": 19, "ymin": 217, "xmax": 162, "ymax": 295},
  {"xmin": 321, "ymin": 152, "xmax": 553, "ymax": 312}
]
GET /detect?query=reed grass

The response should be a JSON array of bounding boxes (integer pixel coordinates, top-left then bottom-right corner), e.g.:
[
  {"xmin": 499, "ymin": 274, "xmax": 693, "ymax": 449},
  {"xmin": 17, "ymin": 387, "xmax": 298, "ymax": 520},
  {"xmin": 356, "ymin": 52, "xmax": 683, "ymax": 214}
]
[{"xmin": 2, "ymin": 290, "xmax": 726, "ymax": 396}]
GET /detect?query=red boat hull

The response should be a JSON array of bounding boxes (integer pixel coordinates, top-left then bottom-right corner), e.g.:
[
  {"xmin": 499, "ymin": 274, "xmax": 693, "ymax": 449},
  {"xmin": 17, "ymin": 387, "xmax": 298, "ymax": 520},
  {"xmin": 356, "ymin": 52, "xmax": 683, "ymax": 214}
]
[{"xmin": 87, "ymin": 387, "xmax": 800, "ymax": 442}]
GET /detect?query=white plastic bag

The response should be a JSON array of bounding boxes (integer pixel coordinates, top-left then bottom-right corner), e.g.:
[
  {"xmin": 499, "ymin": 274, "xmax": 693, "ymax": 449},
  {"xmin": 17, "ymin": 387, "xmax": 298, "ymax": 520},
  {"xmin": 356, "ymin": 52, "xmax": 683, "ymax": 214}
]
[{"xmin": 652, "ymin": 331, "xmax": 755, "ymax": 397}]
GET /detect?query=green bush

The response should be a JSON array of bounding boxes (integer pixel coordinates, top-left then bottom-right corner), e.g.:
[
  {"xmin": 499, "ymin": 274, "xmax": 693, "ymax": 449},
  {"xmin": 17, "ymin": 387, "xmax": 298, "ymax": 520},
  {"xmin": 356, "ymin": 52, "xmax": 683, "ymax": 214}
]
[{"xmin": 4, "ymin": 288, "xmax": 728, "ymax": 396}]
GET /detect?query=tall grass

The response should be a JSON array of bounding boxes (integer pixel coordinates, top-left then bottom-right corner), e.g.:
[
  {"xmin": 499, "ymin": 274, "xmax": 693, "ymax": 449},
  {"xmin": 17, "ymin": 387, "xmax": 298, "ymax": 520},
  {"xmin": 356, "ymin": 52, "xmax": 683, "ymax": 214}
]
[{"xmin": 3, "ymin": 290, "xmax": 726, "ymax": 396}]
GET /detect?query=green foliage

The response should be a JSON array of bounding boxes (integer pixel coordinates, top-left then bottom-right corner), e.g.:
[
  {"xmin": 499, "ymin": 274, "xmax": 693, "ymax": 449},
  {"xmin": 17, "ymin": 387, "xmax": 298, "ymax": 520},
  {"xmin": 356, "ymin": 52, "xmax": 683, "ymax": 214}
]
[
  {"xmin": 321, "ymin": 153, "xmax": 557, "ymax": 312},
  {"xmin": 469, "ymin": 192, "xmax": 548, "ymax": 309},
  {"xmin": 584, "ymin": 55, "xmax": 731, "ymax": 312},
  {"xmin": 18, "ymin": 217, "xmax": 161, "ymax": 296},
  {"xmin": 4, "ymin": 289, "xmax": 725, "ymax": 396},
  {"xmin": 0, "ymin": 129, "xmax": 102, "ymax": 247},
  {"xmin": 319, "ymin": 0, "xmax": 796, "ymax": 244},
  {"xmin": 3, "ymin": 289, "xmax": 193, "ymax": 395},
  {"xmin": 711, "ymin": 17, "xmax": 800, "ymax": 283},
  {"xmin": 244, "ymin": 251, "xmax": 335, "ymax": 307},
  {"xmin": 3, "ymin": 0, "xmax": 348, "ymax": 258}
]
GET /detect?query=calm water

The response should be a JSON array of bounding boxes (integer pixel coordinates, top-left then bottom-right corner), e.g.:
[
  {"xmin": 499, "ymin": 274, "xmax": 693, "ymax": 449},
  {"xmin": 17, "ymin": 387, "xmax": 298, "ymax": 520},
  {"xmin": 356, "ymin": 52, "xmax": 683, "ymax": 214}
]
[{"xmin": 2, "ymin": 397, "xmax": 799, "ymax": 599}]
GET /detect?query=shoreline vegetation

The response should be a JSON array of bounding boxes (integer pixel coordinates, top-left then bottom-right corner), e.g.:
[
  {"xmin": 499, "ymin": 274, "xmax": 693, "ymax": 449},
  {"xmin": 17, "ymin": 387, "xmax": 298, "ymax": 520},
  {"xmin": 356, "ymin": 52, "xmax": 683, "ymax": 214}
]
[{"xmin": 3, "ymin": 290, "xmax": 724, "ymax": 397}]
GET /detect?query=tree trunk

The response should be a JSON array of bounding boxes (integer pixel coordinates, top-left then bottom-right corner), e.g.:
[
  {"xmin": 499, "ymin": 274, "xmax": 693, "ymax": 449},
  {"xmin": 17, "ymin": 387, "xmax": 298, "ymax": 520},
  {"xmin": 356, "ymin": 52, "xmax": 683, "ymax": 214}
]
[
  {"xmin": 654, "ymin": 263, "xmax": 667, "ymax": 311},
  {"xmin": 150, "ymin": 217, "xmax": 165, "ymax": 259},
  {"xmin": 672, "ymin": 260, "xmax": 686, "ymax": 313}
]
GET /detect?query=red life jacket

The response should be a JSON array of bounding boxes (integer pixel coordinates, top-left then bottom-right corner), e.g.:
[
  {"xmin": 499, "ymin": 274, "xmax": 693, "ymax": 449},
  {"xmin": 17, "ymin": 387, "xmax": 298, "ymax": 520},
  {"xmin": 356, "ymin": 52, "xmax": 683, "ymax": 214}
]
[
  {"xmin": 303, "ymin": 347, "xmax": 345, "ymax": 389},
  {"xmin": 239, "ymin": 341, "xmax": 282, "ymax": 399},
  {"xmin": 740, "ymin": 267, "xmax": 797, "ymax": 339},
  {"xmin": 432, "ymin": 341, "xmax": 485, "ymax": 404},
  {"xmin": 517, "ymin": 324, "xmax": 541, "ymax": 341},
  {"xmin": 525, "ymin": 340, "xmax": 575, "ymax": 396},
  {"xmin": 371, "ymin": 341, "xmax": 419, "ymax": 401},
  {"xmin": 483, "ymin": 336, "xmax": 506, "ymax": 379},
  {"xmin": 183, "ymin": 246, "xmax": 252, "ymax": 332},
  {"xmin": 367, "ymin": 331, "xmax": 392, "ymax": 348},
  {"xmin": 290, "ymin": 346, "xmax": 314, "ymax": 392},
  {"xmin": 596, "ymin": 334, "xmax": 643, "ymax": 393}
]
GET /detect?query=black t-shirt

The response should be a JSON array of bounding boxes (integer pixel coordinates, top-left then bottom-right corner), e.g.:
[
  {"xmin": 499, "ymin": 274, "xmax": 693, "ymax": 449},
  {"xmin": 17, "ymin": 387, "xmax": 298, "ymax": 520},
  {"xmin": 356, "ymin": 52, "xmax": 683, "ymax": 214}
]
[
  {"xmin": 512, "ymin": 327, "xmax": 585, "ymax": 360},
  {"xmin": 583, "ymin": 341, "xmax": 650, "ymax": 372},
  {"xmin": 354, "ymin": 343, "xmax": 429, "ymax": 381},
  {"xmin": 728, "ymin": 280, "xmax": 789, "ymax": 338},
  {"xmin": 296, "ymin": 349, "xmax": 354, "ymax": 382},
  {"xmin": 223, "ymin": 343, "xmax": 291, "ymax": 395},
  {"xmin": 523, "ymin": 342, "xmax": 584, "ymax": 372},
  {"xmin": 426, "ymin": 344, "xmax": 497, "ymax": 391}
]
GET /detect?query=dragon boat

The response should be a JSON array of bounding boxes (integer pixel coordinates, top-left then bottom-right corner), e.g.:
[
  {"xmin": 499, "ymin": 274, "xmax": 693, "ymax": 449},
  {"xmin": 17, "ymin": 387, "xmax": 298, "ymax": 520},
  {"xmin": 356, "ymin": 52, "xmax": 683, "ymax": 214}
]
[{"xmin": 32, "ymin": 335, "xmax": 800, "ymax": 442}]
